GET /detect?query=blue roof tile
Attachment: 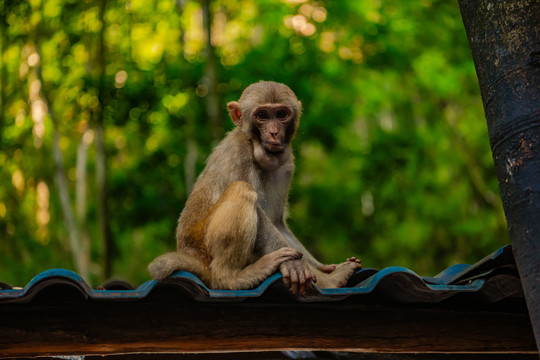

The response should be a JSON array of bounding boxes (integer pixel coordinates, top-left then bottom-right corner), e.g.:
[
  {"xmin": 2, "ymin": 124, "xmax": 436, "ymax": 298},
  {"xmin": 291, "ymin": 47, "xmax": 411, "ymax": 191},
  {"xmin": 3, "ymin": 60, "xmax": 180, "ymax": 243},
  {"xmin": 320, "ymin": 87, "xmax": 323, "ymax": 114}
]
[{"xmin": 0, "ymin": 245, "xmax": 521, "ymax": 305}]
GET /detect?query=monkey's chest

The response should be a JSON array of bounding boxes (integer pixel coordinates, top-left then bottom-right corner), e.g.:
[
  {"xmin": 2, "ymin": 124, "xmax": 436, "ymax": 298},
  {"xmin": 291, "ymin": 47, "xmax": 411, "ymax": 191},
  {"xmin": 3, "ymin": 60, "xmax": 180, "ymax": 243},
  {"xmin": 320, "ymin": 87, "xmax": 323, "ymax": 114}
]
[
  {"xmin": 249, "ymin": 164, "xmax": 292, "ymax": 223},
  {"xmin": 258, "ymin": 195, "xmax": 282, "ymax": 224},
  {"xmin": 257, "ymin": 185, "xmax": 288, "ymax": 224}
]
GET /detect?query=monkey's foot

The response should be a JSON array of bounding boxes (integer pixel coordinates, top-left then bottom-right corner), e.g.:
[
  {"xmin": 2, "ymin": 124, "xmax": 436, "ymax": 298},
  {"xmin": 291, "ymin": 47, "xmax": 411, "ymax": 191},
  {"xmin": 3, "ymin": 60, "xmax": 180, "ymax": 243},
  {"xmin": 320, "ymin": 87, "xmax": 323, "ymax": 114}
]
[
  {"xmin": 317, "ymin": 260, "xmax": 362, "ymax": 288},
  {"xmin": 346, "ymin": 256, "xmax": 362, "ymax": 264}
]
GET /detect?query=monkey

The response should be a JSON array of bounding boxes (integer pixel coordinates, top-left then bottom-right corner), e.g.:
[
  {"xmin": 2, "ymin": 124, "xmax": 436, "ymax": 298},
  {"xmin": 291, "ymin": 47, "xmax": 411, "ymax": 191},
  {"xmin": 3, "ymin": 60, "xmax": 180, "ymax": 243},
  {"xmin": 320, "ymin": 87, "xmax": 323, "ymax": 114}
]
[{"xmin": 148, "ymin": 81, "xmax": 361, "ymax": 295}]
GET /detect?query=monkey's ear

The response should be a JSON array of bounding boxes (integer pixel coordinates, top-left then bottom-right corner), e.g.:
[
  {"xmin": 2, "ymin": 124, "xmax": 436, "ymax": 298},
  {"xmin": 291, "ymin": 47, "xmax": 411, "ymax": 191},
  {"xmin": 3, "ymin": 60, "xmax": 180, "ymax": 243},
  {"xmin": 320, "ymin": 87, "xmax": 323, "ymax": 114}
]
[{"xmin": 227, "ymin": 101, "xmax": 242, "ymax": 127}]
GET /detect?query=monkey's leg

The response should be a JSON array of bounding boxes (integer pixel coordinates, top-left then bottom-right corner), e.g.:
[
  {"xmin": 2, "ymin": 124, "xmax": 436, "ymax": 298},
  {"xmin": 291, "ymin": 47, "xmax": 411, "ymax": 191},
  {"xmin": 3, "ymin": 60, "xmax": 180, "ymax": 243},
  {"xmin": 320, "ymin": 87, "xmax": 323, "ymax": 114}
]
[
  {"xmin": 205, "ymin": 181, "xmax": 301, "ymax": 290},
  {"xmin": 148, "ymin": 247, "xmax": 211, "ymax": 281}
]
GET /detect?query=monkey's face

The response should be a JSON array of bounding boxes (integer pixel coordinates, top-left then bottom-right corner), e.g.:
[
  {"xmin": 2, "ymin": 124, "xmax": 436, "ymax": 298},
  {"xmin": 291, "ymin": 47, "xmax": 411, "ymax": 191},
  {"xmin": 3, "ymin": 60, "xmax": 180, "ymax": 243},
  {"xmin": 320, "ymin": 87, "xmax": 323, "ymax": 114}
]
[
  {"xmin": 251, "ymin": 104, "xmax": 295, "ymax": 153},
  {"xmin": 228, "ymin": 81, "xmax": 302, "ymax": 154}
]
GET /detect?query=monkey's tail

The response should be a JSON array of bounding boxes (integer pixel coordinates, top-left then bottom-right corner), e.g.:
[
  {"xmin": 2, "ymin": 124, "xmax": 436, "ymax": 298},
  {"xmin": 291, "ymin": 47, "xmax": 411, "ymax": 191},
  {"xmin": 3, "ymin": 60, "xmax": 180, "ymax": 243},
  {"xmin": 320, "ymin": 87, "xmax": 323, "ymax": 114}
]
[{"xmin": 148, "ymin": 251, "xmax": 208, "ymax": 281}]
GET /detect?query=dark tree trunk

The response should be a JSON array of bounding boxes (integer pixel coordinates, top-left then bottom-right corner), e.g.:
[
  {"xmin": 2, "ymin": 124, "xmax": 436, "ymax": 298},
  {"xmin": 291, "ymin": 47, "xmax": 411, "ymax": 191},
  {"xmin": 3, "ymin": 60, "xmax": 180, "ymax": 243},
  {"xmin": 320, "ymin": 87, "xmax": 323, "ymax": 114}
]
[{"xmin": 458, "ymin": 0, "xmax": 540, "ymax": 350}]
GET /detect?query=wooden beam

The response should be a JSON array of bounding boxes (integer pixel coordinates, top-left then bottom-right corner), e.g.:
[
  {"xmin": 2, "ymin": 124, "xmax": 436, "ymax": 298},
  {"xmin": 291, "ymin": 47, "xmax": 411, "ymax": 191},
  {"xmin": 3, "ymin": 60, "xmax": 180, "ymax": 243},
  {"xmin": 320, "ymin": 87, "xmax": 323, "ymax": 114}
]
[
  {"xmin": 0, "ymin": 301, "xmax": 537, "ymax": 358},
  {"xmin": 11, "ymin": 353, "xmax": 540, "ymax": 360}
]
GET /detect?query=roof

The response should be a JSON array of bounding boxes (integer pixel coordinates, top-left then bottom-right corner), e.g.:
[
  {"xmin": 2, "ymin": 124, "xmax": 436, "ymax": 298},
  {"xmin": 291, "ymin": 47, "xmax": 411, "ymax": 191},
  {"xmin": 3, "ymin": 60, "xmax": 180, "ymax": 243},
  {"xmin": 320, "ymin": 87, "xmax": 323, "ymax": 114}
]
[
  {"xmin": 0, "ymin": 245, "xmax": 524, "ymax": 305},
  {"xmin": 1, "ymin": 245, "xmax": 537, "ymax": 358}
]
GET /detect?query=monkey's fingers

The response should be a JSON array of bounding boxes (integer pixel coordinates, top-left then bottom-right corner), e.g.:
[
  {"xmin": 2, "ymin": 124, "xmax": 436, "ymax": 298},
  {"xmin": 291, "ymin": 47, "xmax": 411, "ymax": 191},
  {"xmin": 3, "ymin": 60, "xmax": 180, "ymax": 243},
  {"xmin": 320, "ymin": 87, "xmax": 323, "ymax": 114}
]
[
  {"xmin": 303, "ymin": 269, "xmax": 315, "ymax": 294},
  {"xmin": 289, "ymin": 269, "xmax": 299, "ymax": 295},
  {"xmin": 283, "ymin": 247, "xmax": 303, "ymax": 260},
  {"xmin": 298, "ymin": 271, "xmax": 306, "ymax": 295},
  {"xmin": 274, "ymin": 247, "xmax": 302, "ymax": 263},
  {"xmin": 281, "ymin": 266, "xmax": 291, "ymax": 289},
  {"xmin": 299, "ymin": 266, "xmax": 316, "ymax": 295},
  {"xmin": 306, "ymin": 269, "xmax": 316, "ymax": 285}
]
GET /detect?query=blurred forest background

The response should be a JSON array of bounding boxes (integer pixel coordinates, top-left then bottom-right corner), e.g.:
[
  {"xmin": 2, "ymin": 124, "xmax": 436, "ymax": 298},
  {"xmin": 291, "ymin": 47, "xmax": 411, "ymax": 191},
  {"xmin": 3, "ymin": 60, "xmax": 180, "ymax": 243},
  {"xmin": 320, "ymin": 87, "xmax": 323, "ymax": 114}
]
[{"xmin": 0, "ymin": 0, "xmax": 509, "ymax": 286}]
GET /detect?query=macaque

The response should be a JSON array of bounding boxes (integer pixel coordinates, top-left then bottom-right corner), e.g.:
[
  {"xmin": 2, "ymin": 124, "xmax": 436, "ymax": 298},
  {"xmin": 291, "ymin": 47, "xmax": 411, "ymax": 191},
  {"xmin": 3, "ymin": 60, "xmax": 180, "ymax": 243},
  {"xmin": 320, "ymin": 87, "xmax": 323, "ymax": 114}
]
[{"xmin": 148, "ymin": 81, "xmax": 361, "ymax": 295}]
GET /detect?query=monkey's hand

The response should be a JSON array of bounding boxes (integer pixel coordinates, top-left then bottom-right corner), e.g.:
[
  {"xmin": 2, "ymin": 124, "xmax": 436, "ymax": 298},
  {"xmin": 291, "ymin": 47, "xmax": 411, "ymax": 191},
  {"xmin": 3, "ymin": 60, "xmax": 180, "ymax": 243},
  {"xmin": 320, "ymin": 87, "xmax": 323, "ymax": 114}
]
[
  {"xmin": 279, "ymin": 260, "xmax": 316, "ymax": 296},
  {"xmin": 258, "ymin": 247, "xmax": 303, "ymax": 271}
]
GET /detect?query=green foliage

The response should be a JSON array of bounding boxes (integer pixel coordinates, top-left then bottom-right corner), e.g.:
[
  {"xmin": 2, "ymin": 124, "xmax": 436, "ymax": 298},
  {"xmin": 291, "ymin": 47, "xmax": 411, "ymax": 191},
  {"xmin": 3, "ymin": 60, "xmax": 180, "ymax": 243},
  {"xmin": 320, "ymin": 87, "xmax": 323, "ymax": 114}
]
[{"xmin": 0, "ymin": 0, "xmax": 508, "ymax": 286}]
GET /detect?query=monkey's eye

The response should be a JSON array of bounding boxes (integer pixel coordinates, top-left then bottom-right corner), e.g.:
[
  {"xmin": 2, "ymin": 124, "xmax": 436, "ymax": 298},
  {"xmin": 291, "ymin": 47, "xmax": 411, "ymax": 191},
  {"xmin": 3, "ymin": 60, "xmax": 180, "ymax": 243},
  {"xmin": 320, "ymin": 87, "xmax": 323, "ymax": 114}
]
[
  {"xmin": 276, "ymin": 110, "xmax": 289, "ymax": 119},
  {"xmin": 256, "ymin": 110, "xmax": 269, "ymax": 120}
]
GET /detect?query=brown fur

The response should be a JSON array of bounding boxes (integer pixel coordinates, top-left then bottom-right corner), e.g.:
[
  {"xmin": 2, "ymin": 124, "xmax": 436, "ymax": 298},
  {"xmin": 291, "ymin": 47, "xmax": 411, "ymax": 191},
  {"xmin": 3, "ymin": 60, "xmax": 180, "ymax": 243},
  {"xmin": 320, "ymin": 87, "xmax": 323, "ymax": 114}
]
[{"xmin": 148, "ymin": 81, "xmax": 361, "ymax": 293}]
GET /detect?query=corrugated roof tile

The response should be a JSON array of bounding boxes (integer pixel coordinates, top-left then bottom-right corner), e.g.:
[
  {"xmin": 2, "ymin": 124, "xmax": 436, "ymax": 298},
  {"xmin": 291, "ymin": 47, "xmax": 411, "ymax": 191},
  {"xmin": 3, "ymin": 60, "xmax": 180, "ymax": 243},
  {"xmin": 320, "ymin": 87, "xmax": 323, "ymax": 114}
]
[{"xmin": 0, "ymin": 245, "xmax": 522, "ymax": 306}]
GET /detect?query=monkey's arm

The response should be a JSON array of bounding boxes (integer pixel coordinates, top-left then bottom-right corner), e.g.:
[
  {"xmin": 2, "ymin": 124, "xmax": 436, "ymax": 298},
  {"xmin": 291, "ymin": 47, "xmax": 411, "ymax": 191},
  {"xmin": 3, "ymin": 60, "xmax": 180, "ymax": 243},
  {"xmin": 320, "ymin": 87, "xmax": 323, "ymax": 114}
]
[
  {"xmin": 277, "ymin": 223, "xmax": 323, "ymax": 269},
  {"xmin": 254, "ymin": 206, "xmax": 316, "ymax": 295}
]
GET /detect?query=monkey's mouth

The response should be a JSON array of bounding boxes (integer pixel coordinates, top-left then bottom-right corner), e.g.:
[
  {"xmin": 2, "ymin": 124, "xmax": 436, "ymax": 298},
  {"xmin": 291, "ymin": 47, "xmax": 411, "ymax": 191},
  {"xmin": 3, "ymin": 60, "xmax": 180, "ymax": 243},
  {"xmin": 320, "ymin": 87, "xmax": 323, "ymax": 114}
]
[{"xmin": 263, "ymin": 142, "xmax": 285, "ymax": 153}]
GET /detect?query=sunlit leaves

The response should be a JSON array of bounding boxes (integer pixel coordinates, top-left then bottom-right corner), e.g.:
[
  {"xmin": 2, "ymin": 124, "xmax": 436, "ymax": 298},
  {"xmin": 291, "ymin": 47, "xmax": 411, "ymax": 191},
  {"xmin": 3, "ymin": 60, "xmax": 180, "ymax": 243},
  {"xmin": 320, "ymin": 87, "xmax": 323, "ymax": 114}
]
[
  {"xmin": 162, "ymin": 91, "xmax": 189, "ymax": 115},
  {"xmin": 0, "ymin": 0, "xmax": 506, "ymax": 286}
]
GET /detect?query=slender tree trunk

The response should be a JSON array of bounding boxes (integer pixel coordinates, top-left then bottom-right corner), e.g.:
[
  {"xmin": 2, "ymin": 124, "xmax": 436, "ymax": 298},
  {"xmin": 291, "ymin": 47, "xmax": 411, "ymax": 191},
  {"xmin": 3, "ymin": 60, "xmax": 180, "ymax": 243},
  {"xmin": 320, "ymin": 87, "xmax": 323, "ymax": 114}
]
[
  {"xmin": 31, "ymin": 34, "xmax": 88, "ymax": 278},
  {"xmin": 201, "ymin": 0, "xmax": 222, "ymax": 141},
  {"xmin": 184, "ymin": 136, "xmax": 198, "ymax": 195},
  {"xmin": 0, "ymin": 10, "xmax": 5, "ymax": 147},
  {"xmin": 47, "ymin": 84, "xmax": 87, "ymax": 279},
  {"xmin": 76, "ymin": 129, "xmax": 91, "ymax": 277},
  {"xmin": 176, "ymin": 0, "xmax": 187, "ymax": 47},
  {"xmin": 177, "ymin": 0, "xmax": 198, "ymax": 195},
  {"xmin": 96, "ymin": 0, "xmax": 114, "ymax": 280},
  {"xmin": 458, "ymin": 0, "xmax": 540, "ymax": 350},
  {"xmin": 31, "ymin": 2, "xmax": 89, "ymax": 277},
  {"xmin": 52, "ymin": 128, "xmax": 87, "ymax": 276}
]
